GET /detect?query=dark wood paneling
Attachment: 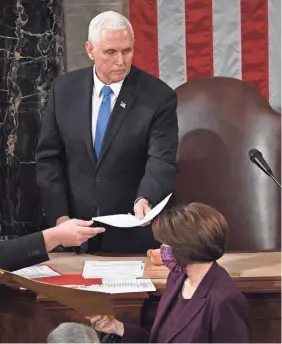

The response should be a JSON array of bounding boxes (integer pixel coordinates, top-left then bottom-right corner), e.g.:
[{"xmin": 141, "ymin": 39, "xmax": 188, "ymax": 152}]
[{"xmin": 37, "ymin": 277, "xmax": 281, "ymax": 343}]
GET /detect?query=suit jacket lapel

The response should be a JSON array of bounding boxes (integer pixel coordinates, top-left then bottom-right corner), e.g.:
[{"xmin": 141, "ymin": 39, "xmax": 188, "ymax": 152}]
[
  {"xmin": 150, "ymin": 272, "xmax": 186, "ymax": 342},
  {"xmin": 95, "ymin": 67, "xmax": 138, "ymax": 170},
  {"xmin": 79, "ymin": 66, "xmax": 97, "ymax": 169},
  {"xmin": 167, "ymin": 262, "xmax": 220, "ymax": 342}
]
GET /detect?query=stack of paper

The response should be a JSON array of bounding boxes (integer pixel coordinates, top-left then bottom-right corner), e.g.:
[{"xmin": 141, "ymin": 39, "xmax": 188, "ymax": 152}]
[
  {"xmin": 78, "ymin": 278, "xmax": 156, "ymax": 294},
  {"xmin": 82, "ymin": 260, "xmax": 144, "ymax": 279},
  {"xmin": 13, "ymin": 265, "xmax": 60, "ymax": 278}
]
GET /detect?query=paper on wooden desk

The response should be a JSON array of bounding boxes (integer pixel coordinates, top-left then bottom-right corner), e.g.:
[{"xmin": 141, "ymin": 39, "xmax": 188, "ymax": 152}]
[
  {"xmin": 13, "ymin": 265, "xmax": 60, "ymax": 278},
  {"xmin": 79, "ymin": 278, "xmax": 156, "ymax": 294},
  {"xmin": 93, "ymin": 193, "xmax": 172, "ymax": 227},
  {"xmin": 0, "ymin": 269, "xmax": 114, "ymax": 317},
  {"xmin": 83, "ymin": 260, "xmax": 144, "ymax": 279}
]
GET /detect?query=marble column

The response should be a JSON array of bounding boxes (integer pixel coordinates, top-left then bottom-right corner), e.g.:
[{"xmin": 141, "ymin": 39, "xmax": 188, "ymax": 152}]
[{"xmin": 0, "ymin": 0, "xmax": 65, "ymax": 238}]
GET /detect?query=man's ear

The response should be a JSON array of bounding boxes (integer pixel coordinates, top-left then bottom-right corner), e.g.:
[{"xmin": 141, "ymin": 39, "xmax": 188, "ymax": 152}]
[{"xmin": 85, "ymin": 41, "xmax": 95, "ymax": 61}]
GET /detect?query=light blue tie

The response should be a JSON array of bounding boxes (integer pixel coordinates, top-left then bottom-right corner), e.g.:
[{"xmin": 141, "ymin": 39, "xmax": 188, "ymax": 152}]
[{"xmin": 94, "ymin": 85, "xmax": 112, "ymax": 158}]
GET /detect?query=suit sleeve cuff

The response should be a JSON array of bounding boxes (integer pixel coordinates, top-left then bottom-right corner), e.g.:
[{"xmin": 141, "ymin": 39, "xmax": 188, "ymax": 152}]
[{"xmin": 134, "ymin": 197, "xmax": 152, "ymax": 207}]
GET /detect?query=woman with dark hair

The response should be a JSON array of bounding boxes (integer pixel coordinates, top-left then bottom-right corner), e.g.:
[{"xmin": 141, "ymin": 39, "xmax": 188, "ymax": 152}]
[{"xmin": 89, "ymin": 203, "xmax": 249, "ymax": 343}]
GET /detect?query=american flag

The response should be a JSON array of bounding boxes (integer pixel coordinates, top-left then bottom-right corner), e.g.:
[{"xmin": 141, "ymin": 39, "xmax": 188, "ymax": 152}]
[{"xmin": 128, "ymin": 0, "xmax": 281, "ymax": 112}]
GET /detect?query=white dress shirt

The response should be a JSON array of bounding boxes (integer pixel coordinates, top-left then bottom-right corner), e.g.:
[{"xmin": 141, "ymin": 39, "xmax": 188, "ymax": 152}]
[{"xmin": 92, "ymin": 67, "xmax": 124, "ymax": 142}]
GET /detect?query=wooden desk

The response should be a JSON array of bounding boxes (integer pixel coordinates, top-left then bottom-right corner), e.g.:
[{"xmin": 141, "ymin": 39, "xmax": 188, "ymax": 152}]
[
  {"xmin": 38, "ymin": 254, "xmax": 150, "ymax": 326},
  {"xmin": 38, "ymin": 252, "xmax": 281, "ymax": 343}
]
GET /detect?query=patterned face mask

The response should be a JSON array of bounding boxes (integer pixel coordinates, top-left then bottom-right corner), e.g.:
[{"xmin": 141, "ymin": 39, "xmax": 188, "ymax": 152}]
[{"xmin": 160, "ymin": 245, "xmax": 186, "ymax": 273}]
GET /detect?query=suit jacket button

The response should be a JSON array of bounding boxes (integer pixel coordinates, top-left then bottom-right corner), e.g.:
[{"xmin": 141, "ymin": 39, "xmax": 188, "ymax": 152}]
[{"xmin": 96, "ymin": 177, "xmax": 101, "ymax": 183}]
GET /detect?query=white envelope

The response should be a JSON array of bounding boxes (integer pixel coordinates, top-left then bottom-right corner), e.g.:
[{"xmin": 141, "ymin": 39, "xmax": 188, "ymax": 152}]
[{"xmin": 92, "ymin": 193, "xmax": 172, "ymax": 227}]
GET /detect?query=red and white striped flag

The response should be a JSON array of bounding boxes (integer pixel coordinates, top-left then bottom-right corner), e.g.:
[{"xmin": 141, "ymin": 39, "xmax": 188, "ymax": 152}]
[{"xmin": 129, "ymin": 0, "xmax": 281, "ymax": 112}]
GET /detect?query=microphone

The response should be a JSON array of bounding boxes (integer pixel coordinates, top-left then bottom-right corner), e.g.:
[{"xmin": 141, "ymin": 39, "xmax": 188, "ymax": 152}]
[{"xmin": 248, "ymin": 148, "xmax": 281, "ymax": 187}]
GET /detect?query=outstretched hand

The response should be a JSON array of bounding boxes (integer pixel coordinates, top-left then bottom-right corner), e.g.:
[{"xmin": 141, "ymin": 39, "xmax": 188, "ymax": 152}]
[{"xmin": 43, "ymin": 219, "xmax": 105, "ymax": 252}]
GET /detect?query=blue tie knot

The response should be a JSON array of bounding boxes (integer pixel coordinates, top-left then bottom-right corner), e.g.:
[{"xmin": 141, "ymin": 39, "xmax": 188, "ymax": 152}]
[{"xmin": 102, "ymin": 85, "xmax": 112, "ymax": 97}]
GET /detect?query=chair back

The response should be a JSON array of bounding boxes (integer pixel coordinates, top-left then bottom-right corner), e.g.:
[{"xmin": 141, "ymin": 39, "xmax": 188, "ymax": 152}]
[{"xmin": 175, "ymin": 77, "xmax": 281, "ymax": 251}]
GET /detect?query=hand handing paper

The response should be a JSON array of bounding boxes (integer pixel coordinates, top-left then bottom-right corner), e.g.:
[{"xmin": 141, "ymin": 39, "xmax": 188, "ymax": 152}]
[{"xmin": 92, "ymin": 193, "xmax": 172, "ymax": 228}]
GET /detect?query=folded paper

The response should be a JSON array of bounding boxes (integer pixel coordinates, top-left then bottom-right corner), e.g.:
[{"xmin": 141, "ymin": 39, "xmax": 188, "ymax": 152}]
[{"xmin": 93, "ymin": 193, "xmax": 172, "ymax": 227}]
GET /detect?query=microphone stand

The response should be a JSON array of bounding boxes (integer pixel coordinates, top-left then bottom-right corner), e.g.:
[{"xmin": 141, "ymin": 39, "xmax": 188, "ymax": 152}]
[{"xmin": 269, "ymin": 174, "xmax": 282, "ymax": 188}]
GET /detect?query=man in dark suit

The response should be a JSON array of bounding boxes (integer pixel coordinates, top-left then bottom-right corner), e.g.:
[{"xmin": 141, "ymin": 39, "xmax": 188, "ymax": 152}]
[
  {"xmin": 35, "ymin": 11, "xmax": 178, "ymax": 253},
  {"xmin": 0, "ymin": 219, "xmax": 104, "ymax": 271}
]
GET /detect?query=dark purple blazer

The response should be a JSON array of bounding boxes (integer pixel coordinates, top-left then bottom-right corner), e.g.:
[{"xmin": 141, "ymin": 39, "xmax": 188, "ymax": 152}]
[{"xmin": 122, "ymin": 262, "xmax": 249, "ymax": 343}]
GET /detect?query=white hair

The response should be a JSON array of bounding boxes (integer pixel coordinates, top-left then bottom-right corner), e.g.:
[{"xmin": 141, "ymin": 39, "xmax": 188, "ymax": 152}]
[
  {"xmin": 88, "ymin": 11, "xmax": 134, "ymax": 44},
  {"xmin": 47, "ymin": 322, "xmax": 100, "ymax": 343}
]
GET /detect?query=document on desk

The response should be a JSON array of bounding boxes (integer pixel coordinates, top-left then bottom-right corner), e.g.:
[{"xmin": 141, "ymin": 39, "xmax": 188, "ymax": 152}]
[
  {"xmin": 92, "ymin": 193, "xmax": 172, "ymax": 227},
  {"xmin": 83, "ymin": 260, "xmax": 144, "ymax": 279},
  {"xmin": 79, "ymin": 278, "xmax": 156, "ymax": 294},
  {"xmin": 13, "ymin": 265, "xmax": 60, "ymax": 278},
  {"xmin": 0, "ymin": 269, "xmax": 114, "ymax": 317}
]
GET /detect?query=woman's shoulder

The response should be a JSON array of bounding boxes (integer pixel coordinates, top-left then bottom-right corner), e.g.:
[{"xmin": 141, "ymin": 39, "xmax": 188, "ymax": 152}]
[
  {"xmin": 209, "ymin": 264, "xmax": 247, "ymax": 306},
  {"xmin": 209, "ymin": 286, "xmax": 246, "ymax": 306}
]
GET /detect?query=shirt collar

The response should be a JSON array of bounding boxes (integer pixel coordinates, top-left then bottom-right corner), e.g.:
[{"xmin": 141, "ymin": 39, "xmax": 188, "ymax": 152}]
[{"xmin": 93, "ymin": 66, "xmax": 124, "ymax": 97}]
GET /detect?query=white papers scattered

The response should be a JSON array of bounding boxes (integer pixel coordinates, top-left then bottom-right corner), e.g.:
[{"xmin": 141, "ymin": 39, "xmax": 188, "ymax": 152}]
[
  {"xmin": 13, "ymin": 265, "xmax": 60, "ymax": 279},
  {"xmin": 78, "ymin": 278, "xmax": 156, "ymax": 294},
  {"xmin": 92, "ymin": 193, "xmax": 172, "ymax": 227},
  {"xmin": 82, "ymin": 261, "xmax": 144, "ymax": 279}
]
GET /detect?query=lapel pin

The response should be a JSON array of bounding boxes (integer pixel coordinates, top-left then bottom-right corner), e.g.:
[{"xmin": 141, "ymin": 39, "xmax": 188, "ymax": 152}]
[{"xmin": 120, "ymin": 101, "xmax": 126, "ymax": 108}]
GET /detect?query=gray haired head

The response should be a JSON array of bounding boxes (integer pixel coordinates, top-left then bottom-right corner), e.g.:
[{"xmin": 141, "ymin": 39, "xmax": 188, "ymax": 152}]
[
  {"xmin": 88, "ymin": 11, "xmax": 134, "ymax": 44},
  {"xmin": 47, "ymin": 322, "xmax": 100, "ymax": 343}
]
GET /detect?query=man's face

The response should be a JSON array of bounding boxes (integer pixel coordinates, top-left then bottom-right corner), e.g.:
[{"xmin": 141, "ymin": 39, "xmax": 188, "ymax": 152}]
[{"xmin": 85, "ymin": 28, "xmax": 134, "ymax": 84}]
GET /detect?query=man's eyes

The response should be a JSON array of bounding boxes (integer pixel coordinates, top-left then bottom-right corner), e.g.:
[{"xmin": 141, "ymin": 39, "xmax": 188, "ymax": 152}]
[{"xmin": 105, "ymin": 49, "xmax": 132, "ymax": 55}]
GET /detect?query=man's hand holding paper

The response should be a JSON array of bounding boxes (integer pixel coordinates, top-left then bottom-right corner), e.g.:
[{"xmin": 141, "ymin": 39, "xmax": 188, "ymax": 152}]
[{"xmin": 134, "ymin": 198, "xmax": 152, "ymax": 226}]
